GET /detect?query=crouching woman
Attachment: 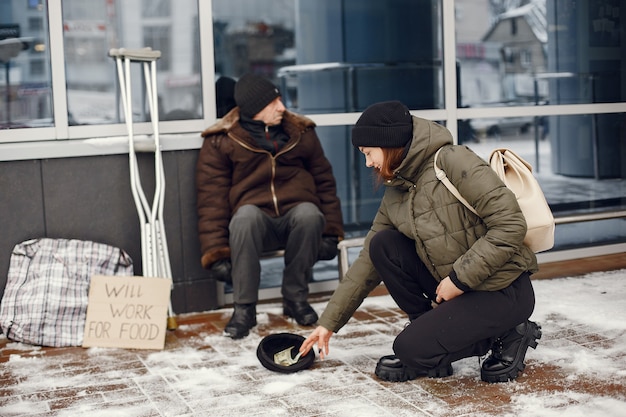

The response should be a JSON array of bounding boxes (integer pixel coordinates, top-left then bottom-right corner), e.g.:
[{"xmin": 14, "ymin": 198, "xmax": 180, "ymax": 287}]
[{"xmin": 300, "ymin": 101, "xmax": 541, "ymax": 383}]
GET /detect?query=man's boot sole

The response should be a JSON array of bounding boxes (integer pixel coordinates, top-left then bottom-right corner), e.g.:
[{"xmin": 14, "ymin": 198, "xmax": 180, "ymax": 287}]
[{"xmin": 481, "ymin": 320, "xmax": 542, "ymax": 383}]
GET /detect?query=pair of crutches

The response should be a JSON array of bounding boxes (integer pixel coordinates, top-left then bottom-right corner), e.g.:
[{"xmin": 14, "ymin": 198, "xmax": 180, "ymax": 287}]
[{"xmin": 109, "ymin": 47, "xmax": 177, "ymax": 330}]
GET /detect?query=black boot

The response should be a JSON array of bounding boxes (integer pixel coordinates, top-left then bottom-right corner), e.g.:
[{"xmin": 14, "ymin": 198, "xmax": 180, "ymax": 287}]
[
  {"xmin": 283, "ymin": 299, "xmax": 318, "ymax": 326},
  {"xmin": 224, "ymin": 303, "xmax": 257, "ymax": 339},
  {"xmin": 481, "ymin": 320, "xmax": 542, "ymax": 383},
  {"xmin": 375, "ymin": 355, "xmax": 453, "ymax": 382}
]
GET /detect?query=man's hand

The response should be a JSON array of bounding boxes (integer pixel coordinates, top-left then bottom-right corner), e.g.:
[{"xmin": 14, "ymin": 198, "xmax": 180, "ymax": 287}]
[
  {"xmin": 300, "ymin": 325, "xmax": 333, "ymax": 360},
  {"xmin": 435, "ymin": 276, "xmax": 464, "ymax": 303},
  {"xmin": 209, "ymin": 259, "xmax": 232, "ymax": 284},
  {"xmin": 318, "ymin": 236, "xmax": 339, "ymax": 261}
]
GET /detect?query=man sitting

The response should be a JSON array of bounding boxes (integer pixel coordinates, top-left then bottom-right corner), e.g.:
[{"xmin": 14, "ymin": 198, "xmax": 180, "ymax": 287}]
[{"xmin": 196, "ymin": 73, "xmax": 344, "ymax": 339}]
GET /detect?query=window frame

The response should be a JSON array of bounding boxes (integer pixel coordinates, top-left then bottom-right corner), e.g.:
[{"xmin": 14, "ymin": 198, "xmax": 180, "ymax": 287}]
[
  {"xmin": 0, "ymin": 0, "xmax": 624, "ymax": 155},
  {"xmin": 1, "ymin": 0, "xmax": 625, "ymax": 263}
]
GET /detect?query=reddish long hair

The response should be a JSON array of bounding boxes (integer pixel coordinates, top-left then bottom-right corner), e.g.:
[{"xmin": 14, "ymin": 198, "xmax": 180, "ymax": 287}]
[{"xmin": 375, "ymin": 147, "xmax": 406, "ymax": 183}]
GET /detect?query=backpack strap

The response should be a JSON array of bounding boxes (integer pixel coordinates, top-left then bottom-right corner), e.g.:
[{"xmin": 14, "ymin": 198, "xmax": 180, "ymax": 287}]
[{"xmin": 433, "ymin": 147, "xmax": 478, "ymax": 216}]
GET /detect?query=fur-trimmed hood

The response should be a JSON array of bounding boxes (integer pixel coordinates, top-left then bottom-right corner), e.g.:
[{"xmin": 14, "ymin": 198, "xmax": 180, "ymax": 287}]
[{"xmin": 201, "ymin": 107, "xmax": 316, "ymax": 139}]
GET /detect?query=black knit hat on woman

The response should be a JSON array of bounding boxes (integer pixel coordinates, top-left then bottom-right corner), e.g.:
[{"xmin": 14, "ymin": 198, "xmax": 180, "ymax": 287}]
[
  {"xmin": 351, "ymin": 101, "xmax": 413, "ymax": 148},
  {"xmin": 234, "ymin": 73, "xmax": 281, "ymax": 118}
]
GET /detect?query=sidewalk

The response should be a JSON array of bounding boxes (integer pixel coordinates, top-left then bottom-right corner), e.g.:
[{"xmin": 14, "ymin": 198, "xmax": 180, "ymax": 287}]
[{"xmin": 1, "ymin": 256, "xmax": 625, "ymax": 416}]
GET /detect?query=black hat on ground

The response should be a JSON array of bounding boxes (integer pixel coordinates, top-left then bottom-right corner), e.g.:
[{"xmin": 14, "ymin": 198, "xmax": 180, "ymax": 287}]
[
  {"xmin": 351, "ymin": 100, "xmax": 413, "ymax": 148},
  {"xmin": 234, "ymin": 73, "xmax": 281, "ymax": 118},
  {"xmin": 256, "ymin": 333, "xmax": 315, "ymax": 373}
]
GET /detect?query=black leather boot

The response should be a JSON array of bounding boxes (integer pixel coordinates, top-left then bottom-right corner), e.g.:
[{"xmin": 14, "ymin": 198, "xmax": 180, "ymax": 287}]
[
  {"xmin": 283, "ymin": 299, "xmax": 318, "ymax": 326},
  {"xmin": 224, "ymin": 303, "xmax": 257, "ymax": 339},
  {"xmin": 481, "ymin": 320, "xmax": 542, "ymax": 383},
  {"xmin": 375, "ymin": 355, "xmax": 453, "ymax": 382}
]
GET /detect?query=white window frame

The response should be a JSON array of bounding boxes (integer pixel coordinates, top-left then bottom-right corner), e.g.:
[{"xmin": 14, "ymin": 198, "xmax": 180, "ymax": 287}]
[{"xmin": 1, "ymin": 0, "xmax": 625, "ymax": 157}]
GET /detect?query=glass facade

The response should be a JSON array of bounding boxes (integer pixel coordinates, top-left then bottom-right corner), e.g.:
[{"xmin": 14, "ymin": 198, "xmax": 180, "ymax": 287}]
[
  {"xmin": 60, "ymin": 0, "xmax": 201, "ymax": 125},
  {"xmin": 214, "ymin": 0, "xmax": 443, "ymax": 114},
  {"xmin": 0, "ymin": 0, "xmax": 52, "ymax": 129},
  {"xmin": 0, "ymin": 0, "xmax": 624, "ymax": 256},
  {"xmin": 211, "ymin": 0, "xmax": 625, "ymax": 250}
]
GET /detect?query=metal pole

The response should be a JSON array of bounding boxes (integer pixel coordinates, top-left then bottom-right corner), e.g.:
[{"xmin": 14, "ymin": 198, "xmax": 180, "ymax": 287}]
[
  {"xmin": 590, "ymin": 75, "xmax": 600, "ymax": 180},
  {"xmin": 533, "ymin": 77, "xmax": 540, "ymax": 172},
  {"xmin": 5, "ymin": 61, "xmax": 10, "ymax": 125}
]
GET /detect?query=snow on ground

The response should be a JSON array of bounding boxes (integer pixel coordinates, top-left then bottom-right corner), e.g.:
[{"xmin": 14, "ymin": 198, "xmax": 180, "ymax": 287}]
[{"xmin": 1, "ymin": 269, "xmax": 625, "ymax": 416}]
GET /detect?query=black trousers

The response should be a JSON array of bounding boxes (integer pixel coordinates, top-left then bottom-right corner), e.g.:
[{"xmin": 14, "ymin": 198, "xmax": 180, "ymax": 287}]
[
  {"xmin": 369, "ymin": 229, "xmax": 535, "ymax": 372},
  {"xmin": 229, "ymin": 203, "xmax": 325, "ymax": 305}
]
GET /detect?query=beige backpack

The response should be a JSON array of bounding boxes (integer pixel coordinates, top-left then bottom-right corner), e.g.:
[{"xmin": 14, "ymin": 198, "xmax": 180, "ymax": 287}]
[{"xmin": 434, "ymin": 147, "xmax": 555, "ymax": 253}]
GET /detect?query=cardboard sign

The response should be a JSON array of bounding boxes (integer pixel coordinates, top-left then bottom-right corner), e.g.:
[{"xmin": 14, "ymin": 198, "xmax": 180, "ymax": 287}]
[{"xmin": 82, "ymin": 275, "xmax": 172, "ymax": 350}]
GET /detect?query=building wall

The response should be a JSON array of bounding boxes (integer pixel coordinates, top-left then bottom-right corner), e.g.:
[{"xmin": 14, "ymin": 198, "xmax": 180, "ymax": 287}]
[{"xmin": 0, "ymin": 150, "xmax": 220, "ymax": 314}]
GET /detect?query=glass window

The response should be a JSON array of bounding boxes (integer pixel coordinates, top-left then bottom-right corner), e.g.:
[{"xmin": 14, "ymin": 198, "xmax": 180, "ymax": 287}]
[
  {"xmin": 143, "ymin": 26, "xmax": 171, "ymax": 72},
  {"xmin": 142, "ymin": 0, "xmax": 169, "ymax": 18},
  {"xmin": 455, "ymin": 0, "xmax": 625, "ymax": 107},
  {"xmin": 456, "ymin": 1, "xmax": 626, "ymax": 253},
  {"xmin": 314, "ymin": 125, "xmax": 385, "ymax": 229},
  {"xmin": 62, "ymin": 0, "xmax": 201, "ymax": 125},
  {"xmin": 462, "ymin": 112, "xmax": 626, "ymax": 251},
  {"xmin": 212, "ymin": 0, "xmax": 443, "ymax": 114},
  {"xmin": 0, "ymin": 1, "xmax": 52, "ymax": 129},
  {"xmin": 211, "ymin": 0, "xmax": 444, "ymax": 235}
]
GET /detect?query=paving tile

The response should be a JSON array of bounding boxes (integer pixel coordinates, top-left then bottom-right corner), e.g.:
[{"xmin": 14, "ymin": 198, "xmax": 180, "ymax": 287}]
[{"xmin": 0, "ymin": 259, "xmax": 625, "ymax": 416}]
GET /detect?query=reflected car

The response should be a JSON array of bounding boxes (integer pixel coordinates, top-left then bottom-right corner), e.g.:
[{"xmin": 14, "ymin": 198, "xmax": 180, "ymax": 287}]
[{"xmin": 471, "ymin": 116, "xmax": 533, "ymax": 137}]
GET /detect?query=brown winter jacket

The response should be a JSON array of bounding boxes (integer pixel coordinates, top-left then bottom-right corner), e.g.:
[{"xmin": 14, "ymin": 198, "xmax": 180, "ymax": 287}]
[
  {"xmin": 196, "ymin": 107, "xmax": 344, "ymax": 269},
  {"xmin": 318, "ymin": 116, "xmax": 538, "ymax": 333}
]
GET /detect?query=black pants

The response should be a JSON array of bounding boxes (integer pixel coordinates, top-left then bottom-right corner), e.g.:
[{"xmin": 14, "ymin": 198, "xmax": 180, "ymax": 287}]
[
  {"xmin": 229, "ymin": 203, "xmax": 325, "ymax": 304},
  {"xmin": 369, "ymin": 229, "xmax": 535, "ymax": 372}
]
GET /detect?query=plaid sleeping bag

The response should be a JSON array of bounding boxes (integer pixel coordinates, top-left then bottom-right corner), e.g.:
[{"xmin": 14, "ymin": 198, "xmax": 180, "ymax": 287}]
[{"xmin": 0, "ymin": 238, "xmax": 133, "ymax": 347}]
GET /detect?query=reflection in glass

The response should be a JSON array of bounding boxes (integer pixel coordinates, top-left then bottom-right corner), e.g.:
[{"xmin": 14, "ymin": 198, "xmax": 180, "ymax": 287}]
[
  {"xmin": 462, "ymin": 113, "xmax": 626, "ymax": 250},
  {"xmin": 0, "ymin": 0, "xmax": 52, "ymax": 129},
  {"xmin": 313, "ymin": 124, "xmax": 384, "ymax": 230},
  {"xmin": 455, "ymin": 1, "xmax": 625, "ymax": 250},
  {"xmin": 62, "ymin": 0, "xmax": 201, "ymax": 125},
  {"xmin": 455, "ymin": 0, "xmax": 624, "ymax": 107},
  {"xmin": 212, "ymin": 0, "xmax": 443, "ymax": 114}
]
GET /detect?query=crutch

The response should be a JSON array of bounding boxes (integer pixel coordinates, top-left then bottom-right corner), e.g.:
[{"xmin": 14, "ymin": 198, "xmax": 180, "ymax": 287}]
[{"xmin": 109, "ymin": 47, "xmax": 178, "ymax": 330}]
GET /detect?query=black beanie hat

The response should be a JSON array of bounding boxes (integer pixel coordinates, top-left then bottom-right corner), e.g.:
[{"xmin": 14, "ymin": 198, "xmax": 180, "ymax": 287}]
[
  {"xmin": 234, "ymin": 73, "xmax": 281, "ymax": 118},
  {"xmin": 351, "ymin": 101, "xmax": 413, "ymax": 148}
]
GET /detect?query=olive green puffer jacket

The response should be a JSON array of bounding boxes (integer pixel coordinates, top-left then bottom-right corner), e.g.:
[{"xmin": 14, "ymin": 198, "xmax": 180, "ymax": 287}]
[{"xmin": 318, "ymin": 116, "xmax": 538, "ymax": 333}]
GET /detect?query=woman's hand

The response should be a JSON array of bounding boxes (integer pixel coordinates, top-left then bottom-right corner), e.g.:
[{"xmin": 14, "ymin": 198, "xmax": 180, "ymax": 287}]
[
  {"xmin": 300, "ymin": 325, "xmax": 333, "ymax": 360},
  {"xmin": 436, "ymin": 276, "xmax": 464, "ymax": 303}
]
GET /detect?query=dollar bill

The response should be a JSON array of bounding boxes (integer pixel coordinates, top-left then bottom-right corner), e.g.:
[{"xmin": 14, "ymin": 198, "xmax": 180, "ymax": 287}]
[{"xmin": 274, "ymin": 345, "xmax": 302, "ymax": 366}]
